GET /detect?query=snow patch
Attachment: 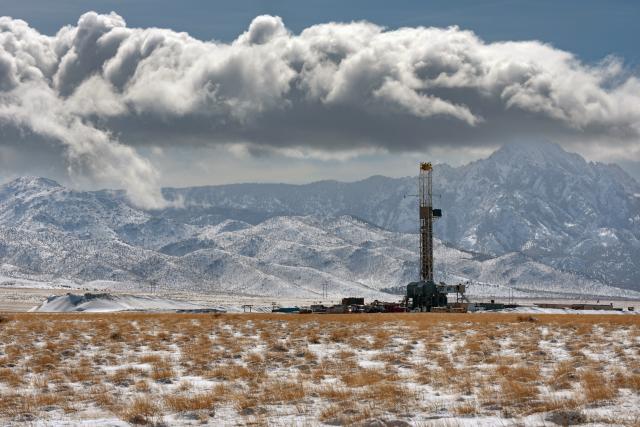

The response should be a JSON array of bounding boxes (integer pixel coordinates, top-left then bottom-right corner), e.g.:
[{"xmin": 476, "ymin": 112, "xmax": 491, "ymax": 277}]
[{"xmin": 33, "ymin": 293, "xmax": 210, "ymax": 312}]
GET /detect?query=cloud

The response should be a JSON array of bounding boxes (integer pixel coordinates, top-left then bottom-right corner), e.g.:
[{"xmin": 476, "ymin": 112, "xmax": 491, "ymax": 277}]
[
  {"xmin": 0, "ymin": 12, "xmax": 639, "ymax": 203},
  {"xmin": 0, "ymin": 13, "xmax": 165, "ymax": 207}
]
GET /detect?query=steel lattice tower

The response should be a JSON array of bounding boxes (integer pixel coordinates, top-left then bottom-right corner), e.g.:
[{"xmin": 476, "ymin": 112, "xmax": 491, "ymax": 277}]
[{"xmin": 419, "ymin": 162, "xmax": 435, "ymax": 282}]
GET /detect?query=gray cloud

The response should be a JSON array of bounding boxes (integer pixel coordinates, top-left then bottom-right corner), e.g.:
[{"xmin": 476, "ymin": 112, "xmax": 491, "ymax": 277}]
[{"xmin": 1, "ymin": 12, "xmax": 639, "ymax": 205}]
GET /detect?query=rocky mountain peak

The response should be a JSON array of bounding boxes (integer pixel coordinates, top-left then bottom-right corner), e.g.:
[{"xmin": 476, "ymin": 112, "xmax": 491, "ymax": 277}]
[
  {"xmin": 2, "ymin": 176, "xmax": 62, "ymax": 193},
  {"xmin": 482, "ymin": 141, "xmax": 588, "ymax": 177}
]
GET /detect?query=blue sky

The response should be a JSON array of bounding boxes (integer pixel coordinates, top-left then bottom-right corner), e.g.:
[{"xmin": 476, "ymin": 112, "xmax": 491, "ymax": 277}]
[{"xmin": 4, "ymin": 0, "xmax": 639, "ymax": 66}]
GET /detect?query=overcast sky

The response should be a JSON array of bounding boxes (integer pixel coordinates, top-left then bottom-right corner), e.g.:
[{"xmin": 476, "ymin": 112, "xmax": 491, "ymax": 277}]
[{"xmin": 0, "ymin": 0, "xmax": 639, "ymax": 206}]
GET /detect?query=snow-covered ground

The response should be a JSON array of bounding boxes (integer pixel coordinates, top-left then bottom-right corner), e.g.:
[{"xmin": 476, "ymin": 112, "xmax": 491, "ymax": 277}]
[
  {"xmin": 1, "ymin": 313, "xmax": 638, "ymax": 426},
  {"xmin": 3, "ymin": 283, "xmax": 639, "ymax": 315},
  {"xmin": 30, "ymin": 293, "xmax": 276, "ymax": 313},
  {"xmin": 488, "ymin": 306, "xmax": 639, "ymax": 315},
  {"xmin": 27, "ymin": 291, "xmax": 640, "ymax": 316},
  {"xmin": 32, "ymin": 293, "xmax": 209, "ymax": 313}
]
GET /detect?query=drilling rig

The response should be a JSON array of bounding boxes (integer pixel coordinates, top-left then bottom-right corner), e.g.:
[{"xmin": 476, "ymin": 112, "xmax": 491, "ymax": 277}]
[
  {"xmin": 405, "ymin": 162, "xmax": 451, "ymax": 311},
  {"xmin": 418, "ymin": 162, "xmax": 440, "ymax": 283}
]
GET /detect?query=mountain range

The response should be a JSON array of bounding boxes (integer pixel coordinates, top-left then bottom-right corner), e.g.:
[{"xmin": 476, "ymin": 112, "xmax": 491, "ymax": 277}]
[
  {"xmin": 1, "ymin": 141, "xmax": 639, "ymax": 299},
  {"xmin": 155, "ymin": 142, "xmax": 640, "ymax": 291}
]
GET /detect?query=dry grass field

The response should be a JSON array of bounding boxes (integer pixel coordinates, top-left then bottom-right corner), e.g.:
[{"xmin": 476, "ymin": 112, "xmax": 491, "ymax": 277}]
[{"xmin": 0, "ymin": 312, "xmax": 639, "ymax": 426}]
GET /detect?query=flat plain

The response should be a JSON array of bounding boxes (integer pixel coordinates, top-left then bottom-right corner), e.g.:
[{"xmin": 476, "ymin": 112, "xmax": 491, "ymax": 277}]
[{"xmin": 1, "ymin": 312, "xmax": 639, "ymax": 426}]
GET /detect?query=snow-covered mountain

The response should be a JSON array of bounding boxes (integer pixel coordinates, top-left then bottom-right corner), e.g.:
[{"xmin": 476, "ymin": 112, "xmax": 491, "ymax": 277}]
[
  {"xmin": 0, "ymin": 193, "xmax": 635, "ymax": 299},
  {"xmin": 0, "ymin": 142, "xmax": 639, "ymax": 298},
  {"xmin": 436, "ymin": 142, "xmax": 640, "ymax": 290},
  {"xmin": 155, "ymin": 142, "xmax": 640, "ymax": 290}
]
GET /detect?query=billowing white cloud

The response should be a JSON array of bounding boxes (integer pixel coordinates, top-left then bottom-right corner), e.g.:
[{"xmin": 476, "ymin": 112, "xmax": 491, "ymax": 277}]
[
  {"xmin": 0, "ymin": 13, "xmax": 164, "ymax": 207},
  {"xmin": 1, "ymin": 12, "xmax": 639, "ymax": 204}
]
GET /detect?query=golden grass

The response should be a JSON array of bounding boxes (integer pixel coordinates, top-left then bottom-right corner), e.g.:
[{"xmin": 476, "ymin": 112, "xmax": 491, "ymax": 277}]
[
  {"xmin": 120, "ymin": 396, "xmax": 159, "ymax": 425},
  {"xmin": 261, "ymin": 381, "xmax": 306, "ymax": 404},
  {"xmin": 548, "ymin": 359, "xmax": 576, "ymax": 390},
  {"xmin": 163, "ymin": 392, "xmax": 216, "ymax": 412},
  {"xmin": 0, "ymin": 311, "xmax": 638, "ymax": 424},
  {"xmin": 316, "ymin": 384, "xmax": 355, "ymax": 401},
  {"xmin": 340, "ymin": 368, "xmax": 396, "ymax": 388},
  {"xmin": 506, "ymin": 365, "xmax": 541, "ymax": 383},
  {"xmin": 613, "ymin": 370, "xmax": 640, "ymax": 392},
  {"xmin": 500, "ymin": 379, "xmax": 540, "ymax": 415},
  {"xmin": 150, "ymin": 358, "xmax": 174, "ymax": 382},
  {"xmin": 581, "ymin": 369, "xmax": 617, "ymax": 404},
  {"xmin": 318, "ymin": 402, "xmax": 374, "ymax": 424},
  {"xmin": 453, "ymin": 402, "xmax": 478, "ymax": 415},
  {"xmin": 0, "ymin": 368, "xmax": 23, "ymax": 387}
]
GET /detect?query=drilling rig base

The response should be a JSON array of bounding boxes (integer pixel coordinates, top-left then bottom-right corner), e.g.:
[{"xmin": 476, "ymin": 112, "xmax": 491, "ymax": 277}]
[{"xmin": 405, "ymin": 281, "xmax": 448, "ymax": 312}]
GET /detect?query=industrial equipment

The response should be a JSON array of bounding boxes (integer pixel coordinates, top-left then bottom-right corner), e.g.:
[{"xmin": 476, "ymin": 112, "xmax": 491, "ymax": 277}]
[
  {"xmin": 342, "ymin": 297, "xmax": 365, "ymax": 306},
  {"xmin": 405, "ymin": 162, "xmax": 454, "ymax": 311}
]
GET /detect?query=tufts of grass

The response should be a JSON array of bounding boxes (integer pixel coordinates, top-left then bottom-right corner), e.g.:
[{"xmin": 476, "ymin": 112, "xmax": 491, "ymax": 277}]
[
  {"xmin": 260, "ymin": 381, "xmax": 306, "ymax": 404},
  {"xmin": 548, "ymin": 360, "xmax": 577, "ymax": 390},
  {"xmin": 163, "ymin": 392, "xmax": 216, "ymax": 412},
  {"xmin": 581, "ymin": 369, "xmax": 617, "ymax": 404},
  {"xmin": 340, "ymin": 368, "xmax": 397, "ymax": 388},
  {"xmin": 500, "ymin": 379, "xmax": 539, "ymax": 408},
  {"xmin": 120, "ymin": 396, "xmax": 159, "ymax": 425},
  {"xmin": 1, "ymin": 311, "xmax": 639, "ymax": 423},
  {"xmin": 453, "ymin": 402, "xmax": 478, "ymax": 415},
  {"xmin": 150, "ymin": 358, "xmax": 174, "ymax": 383}
]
